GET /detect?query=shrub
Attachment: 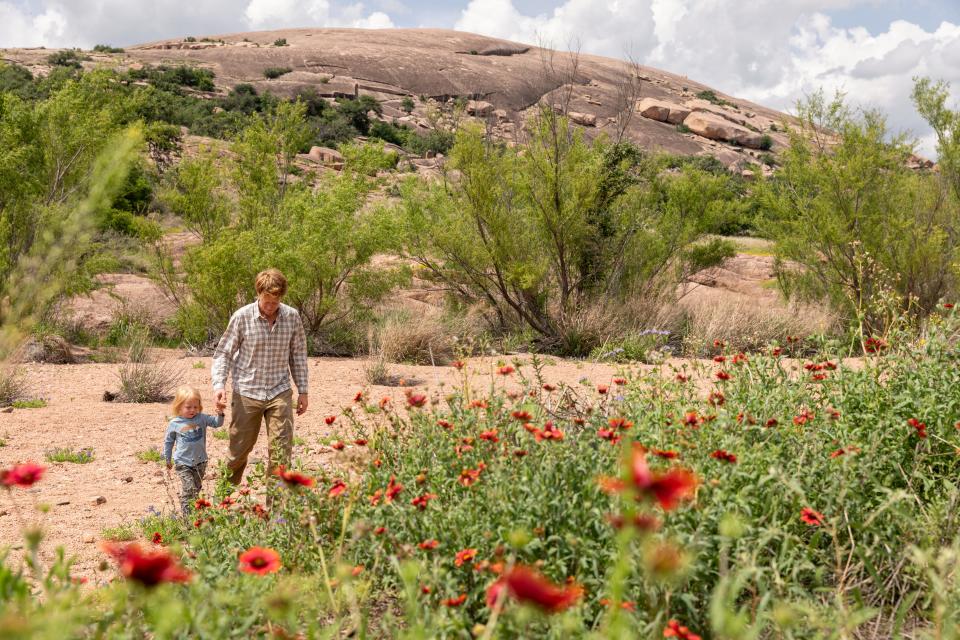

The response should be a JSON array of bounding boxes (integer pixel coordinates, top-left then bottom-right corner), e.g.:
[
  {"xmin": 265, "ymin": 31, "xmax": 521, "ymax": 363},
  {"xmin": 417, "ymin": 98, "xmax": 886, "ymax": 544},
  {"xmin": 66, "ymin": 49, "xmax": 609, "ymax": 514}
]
[
  {"xmin": 273, "ymin": 38, "xmax": 288, "ymax": 47},
  {"xmin": 92, "ymin": 44, "xmax": 124, "ymax": 53},
  {"xmin": 100, "ymin": 524, "xmax": 137, "ymax": 541},
  {"xmin": 46, "ymin": 50, "xmax": 86, "ymax": 69},
  {"xmin": 758, "ymin": 134, "xmax": 773, "ymax": 150},
  {"xmin": 401, "ymin": 96, "xmax": 415, "ymax": 113},
  {"xmin": 695, "ymin": 89, "xmax": 731, "ymax": 107},
  {"xmin": 115, "ymin": 362, "xmax": 181, "ymax": 403},
  {"xmin": 675, "ymin": 123, "xmax": 691, "ymax": 133},
  {"xmin": 0, "ymin": 369, "xmax": 27, "ymax": 406},
  {"xmin": 263, "ymin": 67, "xmax": 292, "ymax": 79},
  {"xmin": 11, "ymin": 398, "xmax": 46, "ymax": 409},
  {"xmin": 45, "ymin": 447, "xmax": 94, "ymax": 464},
  {"xmin": 403, "ymin": 128, "xmax": 454, "ymax": 156},
  {"xmin": 135, "ymin": 448, "xmax": 163, "ymax": 463}
]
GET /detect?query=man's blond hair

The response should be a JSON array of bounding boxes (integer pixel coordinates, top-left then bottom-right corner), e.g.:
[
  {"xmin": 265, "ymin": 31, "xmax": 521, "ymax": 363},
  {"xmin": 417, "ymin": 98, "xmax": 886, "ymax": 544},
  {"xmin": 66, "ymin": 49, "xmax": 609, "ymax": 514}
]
[
  {"xmin": 255, "ymin": 268, "xmax": 288, "ymax": 297},
  {"xmin": 171, "ymin": 385, "xmax": 203, "ymax": 416}
]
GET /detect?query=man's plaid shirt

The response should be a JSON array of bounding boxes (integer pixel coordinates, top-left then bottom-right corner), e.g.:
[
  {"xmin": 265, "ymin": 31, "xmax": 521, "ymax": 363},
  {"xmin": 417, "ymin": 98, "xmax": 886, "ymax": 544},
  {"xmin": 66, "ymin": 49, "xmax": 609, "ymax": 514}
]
[{"xmin": 212, "ymin": 302, "xmax": 309, "ymax": 401}]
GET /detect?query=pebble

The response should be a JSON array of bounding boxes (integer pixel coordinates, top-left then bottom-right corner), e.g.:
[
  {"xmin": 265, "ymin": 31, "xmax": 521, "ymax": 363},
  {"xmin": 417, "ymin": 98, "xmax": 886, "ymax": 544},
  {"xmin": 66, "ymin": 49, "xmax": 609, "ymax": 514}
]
[
  {"xmin": 90, "ymin": 495, "xmax": 106, "ymax": 506},
  {"xmin": 82, "ymin": 533, "xmax": 96, "ymax": 544},
  {"xmin": 56, "ymin": 500, "xmax": 70, "ymax": 506},
  {"xmin": 1, "ymin": 407, "xmax": 12, "ymax": 413},
  {"xmin": 121, "ymin": 476, "xmax": 133, "ymax": 483}
]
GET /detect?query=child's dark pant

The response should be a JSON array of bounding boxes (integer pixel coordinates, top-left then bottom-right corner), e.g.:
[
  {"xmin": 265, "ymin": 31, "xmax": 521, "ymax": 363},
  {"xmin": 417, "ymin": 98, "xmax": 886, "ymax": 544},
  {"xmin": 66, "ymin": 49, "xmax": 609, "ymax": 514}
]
[{"xmin": 174, "ymin": 462, "xmax": 207, "ymax": 518}]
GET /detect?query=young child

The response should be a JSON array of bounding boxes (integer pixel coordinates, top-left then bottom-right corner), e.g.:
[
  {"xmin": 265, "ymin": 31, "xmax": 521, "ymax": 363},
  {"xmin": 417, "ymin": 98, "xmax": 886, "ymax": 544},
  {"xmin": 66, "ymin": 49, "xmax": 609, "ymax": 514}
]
[{"xmin": 164, "ymin": 386, "xmax": 226, "ymax": 518}]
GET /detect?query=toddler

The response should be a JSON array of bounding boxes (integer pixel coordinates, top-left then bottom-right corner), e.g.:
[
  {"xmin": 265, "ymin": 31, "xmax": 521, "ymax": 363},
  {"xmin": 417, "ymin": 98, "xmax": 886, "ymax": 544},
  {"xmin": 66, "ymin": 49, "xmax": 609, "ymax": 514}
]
[{"xmin": 164, "ymin": 386, "xmax": 225, "ymax": 518}]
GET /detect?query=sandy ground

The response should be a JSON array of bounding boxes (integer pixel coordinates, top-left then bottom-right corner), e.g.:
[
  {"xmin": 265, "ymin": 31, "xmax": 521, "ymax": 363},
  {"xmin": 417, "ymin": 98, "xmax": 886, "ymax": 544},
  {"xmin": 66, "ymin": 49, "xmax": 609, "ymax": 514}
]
[{"xmin": 0, "ymin": 351, "xmax": 639, "ymax": 583}]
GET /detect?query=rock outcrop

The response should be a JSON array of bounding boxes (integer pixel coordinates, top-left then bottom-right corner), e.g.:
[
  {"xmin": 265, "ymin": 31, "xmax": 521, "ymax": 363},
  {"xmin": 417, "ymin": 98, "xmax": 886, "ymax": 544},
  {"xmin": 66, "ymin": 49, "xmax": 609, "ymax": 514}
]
[
  {"xmin": 682, "ymin": 112, "xmax": 765, "ymax": 150},
  {"xmin": 636, "ymin": 98, "xmax": 691, "ymax": 125}
]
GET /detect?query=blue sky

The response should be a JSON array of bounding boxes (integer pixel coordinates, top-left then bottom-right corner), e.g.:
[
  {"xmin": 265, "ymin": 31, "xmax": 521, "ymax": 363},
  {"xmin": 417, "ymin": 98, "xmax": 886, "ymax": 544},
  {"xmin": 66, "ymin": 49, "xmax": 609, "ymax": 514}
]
[{"xmin": 1, "ymin": 0, "xmax": 957, "ymax": 155}]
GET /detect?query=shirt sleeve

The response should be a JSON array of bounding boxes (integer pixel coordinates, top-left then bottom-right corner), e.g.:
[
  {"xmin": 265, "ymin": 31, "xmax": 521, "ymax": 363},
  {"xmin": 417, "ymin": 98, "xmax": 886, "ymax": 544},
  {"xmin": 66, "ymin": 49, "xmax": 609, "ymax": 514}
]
[
  {"xmin": 212, "ymin": 310, "xmax": 244, "ymax": 391},
  {"xmin": 289, "ymin": 309, "xmax": 309, "ymax": 394},
  {"xmin": 163, "ymin": 421, "xmax": 177, "ymax": 464},
  {"xmin": 205, "ymin": 413, "xmax": 225, "ymax": 429}
]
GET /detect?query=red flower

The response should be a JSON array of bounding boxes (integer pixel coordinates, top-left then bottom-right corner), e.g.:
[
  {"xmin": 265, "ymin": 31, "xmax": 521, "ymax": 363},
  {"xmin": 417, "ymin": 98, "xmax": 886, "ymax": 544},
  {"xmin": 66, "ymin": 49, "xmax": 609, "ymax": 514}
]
[
  {"xmin": 418, "ymin": 539, "xmax": 439, "ymax": 551},
  {"xmin": 608, "ymin": 417, "xmax": 633, "ymax": 430},
  {"xmin": 486, "ymin": 565, "xmax": 583, "ymax": 613},
  {"xmin": 454, "ymin": 548, "xmax": 477, "ymax": 567},
  {"xmin": 331, "ymin": 441, "xmax": 345, "ymax": 451},
  {"xmin": 385, "ymin": 476, "xmax": 403, "ymax": 502},
  {"xmin": 764, "ymin": 418, "xmax": 778, "ymax": 428},
  {"xmin": 194, "ymin": 498, "xmax": 211, "ymax": 510},
  {"xmin": 437, "ymin": 419, "xmax": 454, "ymax": 429},
  {"xmin": 653, "ymin": 449, "xmax": 679, "ymax": 460},
  {"xmin": 0, "ymin": 462, "xmax": 45, "ymax": 488},
  {"xmin": 597, "ymin": 428, "xmax": 621, "ymax": 444},
  {"xmin": 713, "ymin": 355, "xmax": 726, "ymax": 363},
  {"xmin": 102, "ymin": 542, "xmax": 192, "ymax": 587},
  {"xmin": 710, "ymin": 449, "xmax": 737, "ymax": 463},
  {"xmin": 708, "ymin": 390, "xmax": 725, "ymax": 407},
  {"xmin": 469, "ymin": 399, "xmax": 489, "ymax": 409},
  {"xmin": 682, "ymin": 411, "xmax": 701, "ymax": 427},
  {"xmin": 830, "ymin": 446, "xmax": 860, "ymax": 458},
  {"xmin": 444, "ymin": 594, "xmax": 467, "ymax": 607},
  {"xmin": 328, "ymin": 480, "xmax": 348, "ymax": 498},
  {"xmin": 452, "ymin": 360, "xmax": 466, "ymax": 370},
  {"xmin": 274, "ymin": 466, "xmax": 315, "ymax": 488},
  {"xmin": 354, "ymin": 438, "xmax": 367, "ymax": 446},
  {"xmin": 675, "ymin": 373, "xmax": 688, "ymax": 383},
  {"xmin": 629, "ymin": 448, "xmax": 697, "ymax": 510},
  {"xmin": 771, "ymin": 347, "xmax": 783, "ymax": 357},
  {"xmin": 908, "ymin": 417, "xmax": 928, "ymax": 439},
  {"xmin": 715, "ymin": 370, "xmax": 731, "ymax": 381},
  {"xmin": 945, "ymin": 303, "xmax": 955, "ymax": 309},
  {"xmin": 597, "ymin": 384, "xmax": 609, "ymax": 395},
  {"xmin": 800, "ymin": 507, "xmax": 826, "ymax": 526},
  {"xmin": 410, "ymin": 492, "xmax": 438, "ymax": 511},
  {"xmin": 479, "ymin": 429, "xmax": 499, "ymax": 443},
  {"xmin": 542, "ymin": 383, "xmax": 557, "ymax": 392},
  {"xmin": 514, "ymin": 449, "xmax": 528, "ymax": 458},
  {"xmin": 151, "ymin": 532, "xmax": 163, "ymax": 545},
  {"xmin": 351, "ymin": 565, "xmax": 364, "ymax": 576},
  {"xmin": 511, "ymin": 410, "xmax": 533, "ymax": 422},
  {"xmin": 732, "ymin": 353, "xmax": 748, "ymax": 365},
  {"xmin": 353, "ymin": 391, "xmax": 365, "ymax": 403},
  {"xmin": 406, "ymin": 393, "xmax": 427, "ymax": 408},
  {"xmin": 864, "ymin": 337, "xmax": 888, "ymax": 353},
  {"xmin": 374, "ymin": 526, "xmax": 387, "ymax": 535},
  {"xmin": 238, "ymin": 546, "xmax": 282, "ymax": 575},
  {"xmin": 459, "ymin": 466, "xmax": 483, "ymax": 487},
  {"xmin": 793, "ymin": 408, "xmax": 815, "ymax": 426},
  {"xmin": 606, "ymin": 512, "xmax": 661, "ymax": 532},
  {"xmin": 599, "ymin": 598, "xmax": 636, "ymax": 610},
  {"xmin": 613, "ymin": 377, "xmax": 628, "ymax": 385},
  {"xmin": 324, "ymin": 415, "xmax": 336, "ymax": 425},
  {"xmin": 534, "ymin": 422, "xmax": 564, "ymax": 442},
  {"xmin": 497, "ymin": 365, "xmax": 515, "ymax": 376},
  {"xmin": 663, "ymin": 619, "xmax": 702, "ymax": 640}
]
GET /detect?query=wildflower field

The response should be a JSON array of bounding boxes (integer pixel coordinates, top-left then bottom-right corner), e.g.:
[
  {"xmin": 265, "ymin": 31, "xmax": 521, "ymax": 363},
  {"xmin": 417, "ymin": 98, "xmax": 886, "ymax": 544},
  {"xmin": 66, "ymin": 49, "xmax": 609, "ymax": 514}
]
[{"xmin": 2, "ymin": 311, "xmax": 959, "ymax": 639}]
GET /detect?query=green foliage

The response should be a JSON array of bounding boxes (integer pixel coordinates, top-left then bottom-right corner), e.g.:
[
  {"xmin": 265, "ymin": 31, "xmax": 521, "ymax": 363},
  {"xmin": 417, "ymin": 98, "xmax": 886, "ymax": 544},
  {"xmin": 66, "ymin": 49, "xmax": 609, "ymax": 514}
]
[
  {"xmin": 758, "ymin": 134, "xmax": 773, "ymax": 151},
  {"xmin": 92, "ymin": 44, "xmax": 124, "ymax": 53},
  {"xmin": 401, "ymin": 96, "xmax": 415, "ymax": 113},
  {"xmin": 339, "ymin": 139, "xmax": 399, "ymax": 175},
  {"xmin": 160, "ymin": 103, "xmax": 407, "ymax": 343},
  {"xmin": 335, "ymin": 96, "xmax": 382, "ymax": 135},
  {"xmin": 696, "ymin": 89, "xmax": 732, "ymax": 107},
  {"xmin": 400, "ymin": 111, "xmax": 731, "ymax": 353},
  {"xmin": 100, "ymin": 524, "xmax": 137, "ymax": 541},
  {"xmin": 125, "ymin": 64, "xmax": 215, "ymax": 92},
  {"xmin": 273, "ymin": 38, "xmax": 288, "ymax": 47},
  {"xmin": 263, "ymin": 67, "xmax": 293, "ymax": 79},
  {"xmin": 0, "ymin": 63, "xmax": 38, "ymax": 100},
  {"xmin": 45, "ymin": 447, "xmax": 94, "ymax": 464},
  {"xmin": 46, "ymin": 50, "xmax": 88, "ymax": 69},
  {"xmin": 135, "ymin": 448, "xmax": 163, "ymax": 463},
  {"xmin": 11, "ymin": 398, "xmax": 46, "ymax": 408},
  {"xmin": 759, "ymin": 90, "xmax": 960, "ymax": 339}
]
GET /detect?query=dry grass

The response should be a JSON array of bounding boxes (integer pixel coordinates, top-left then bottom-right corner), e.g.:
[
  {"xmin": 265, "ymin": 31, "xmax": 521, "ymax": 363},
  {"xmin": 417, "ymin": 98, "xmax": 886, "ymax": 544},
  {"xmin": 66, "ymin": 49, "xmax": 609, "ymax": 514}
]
[
  {"xmin": 0, "ymin": 367, "xmax": 28, "ymax": 406},
  {"xmin": 115, "ymin": 362, "xmax": 182, "ymax": 403}
]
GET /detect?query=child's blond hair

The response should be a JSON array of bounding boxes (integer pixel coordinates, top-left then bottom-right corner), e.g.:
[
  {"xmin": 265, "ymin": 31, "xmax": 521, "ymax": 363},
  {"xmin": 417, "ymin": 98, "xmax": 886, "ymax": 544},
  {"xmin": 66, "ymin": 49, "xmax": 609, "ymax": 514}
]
[{"xmin": 171, "ymin": 386, "xmax": 203, "ymax": 416}]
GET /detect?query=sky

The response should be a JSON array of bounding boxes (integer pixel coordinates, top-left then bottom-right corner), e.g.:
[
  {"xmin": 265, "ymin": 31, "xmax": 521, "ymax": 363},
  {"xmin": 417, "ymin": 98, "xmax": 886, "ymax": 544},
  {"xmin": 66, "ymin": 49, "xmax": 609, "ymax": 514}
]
[{"xmin": 1, "ymin": 0, "xmax": 957, "ymax": 156}]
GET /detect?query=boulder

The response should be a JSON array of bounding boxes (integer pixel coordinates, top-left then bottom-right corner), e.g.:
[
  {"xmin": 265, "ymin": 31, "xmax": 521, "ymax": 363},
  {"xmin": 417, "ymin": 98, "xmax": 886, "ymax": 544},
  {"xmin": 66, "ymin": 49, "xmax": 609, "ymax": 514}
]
[
  {"xmin": 568, "ymin": 111, "xmax": 597, "ymax": 127},
  {"xmin": 682, "ymin": 112, "xmax": 764, "ymax": 149},
  {"xmin": 636, "ymin": 98, "xmax": 691, "ymax": 125},
  {"xmin": 307, "ymin": 146, "xmax": 345, "ymax": 165},
  {"xmin": 466, "ymin": 100, "xmax": 494, "ymax": 116},
  {"xmin": 493, "ymin": 108, "xmax": 509, "ymax": 122}
]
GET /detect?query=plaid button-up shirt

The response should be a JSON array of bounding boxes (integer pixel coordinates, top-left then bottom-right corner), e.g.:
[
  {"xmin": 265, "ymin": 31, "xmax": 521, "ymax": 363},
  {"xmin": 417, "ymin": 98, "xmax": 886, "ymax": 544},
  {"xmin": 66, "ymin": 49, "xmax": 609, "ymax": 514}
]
[{"xmin": 212, "ymin": 302, "xmax": 309, "ymax": 401}]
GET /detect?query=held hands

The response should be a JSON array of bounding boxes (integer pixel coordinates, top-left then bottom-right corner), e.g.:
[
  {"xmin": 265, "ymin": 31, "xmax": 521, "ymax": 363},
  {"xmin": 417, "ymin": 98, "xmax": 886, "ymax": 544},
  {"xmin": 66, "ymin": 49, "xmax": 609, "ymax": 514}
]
[{"xmin": 296, "ymin": 393, "xmax": 309, "ymax": 416}]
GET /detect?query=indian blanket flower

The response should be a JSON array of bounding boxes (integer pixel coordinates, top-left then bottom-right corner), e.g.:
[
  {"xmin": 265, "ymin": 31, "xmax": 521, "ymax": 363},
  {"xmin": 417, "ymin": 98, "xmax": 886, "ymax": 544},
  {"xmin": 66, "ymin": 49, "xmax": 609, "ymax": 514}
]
[
  {"xmin": 374, "ymin": 526, "xmax": 387, "ymax": 535},
  {"xmin": 454, "ymin": 548, "xmax": 477, "ymax": 567},
  {"xmin": 410, "ymin": 492, "xmax": 438, "ymax": 511},
  {"xmin": 324, "ymin": 415, "xmax": 336, "ymax": 425},
  {"xmin": 597, "ymin": 428, "xmax": 621, "ymax": 444},
  {"xmin": 514, "ymin": 449, "xmax": 528, "ymax": 457},
  {"xmin": 0, "ymin": 462, "xmax": 45, "ymax": 488},
  {"xmin": 534, "ymin": 422, "xmax": 564, "ymax": 442},
  {"xmin": 864, "ymin": 336, "xmax": 888, "ymax": 353},
  {"xmin": 715, "ymin": 370, "xmax": 731, "ymax": 381},
  {"xmin": 713, "ymin": 355, "xmax": 726, "ymax": 363},
  {"xmin": 385, "ymin": 476, "xmax": 403, "ymax": 502},
  {"xmin": 629, "ymin": 447, "xmax": 697, "ymax": 510},
  {"xmin": 793, "ymin": 408, "xmax": 815, "ymax": 426},
  {"xmin": 194, "ymin": 498, "xmax": 211, "ymax": 510},
  {"xmin": 328, "ymin": 480, "xmax": 348, "ymax": 498},
  {"xmin": 418, "ymin": 539, "xmax": 439, "ymax": 551},
  {"xmin": 486, "ymin": 565, "xmax": 583, "ymax": 613},
  {"xmin": 452, "ymin": 360, "xmax": 466, "ymax": 369},
  {"xmin": 497, "ymin": 365, "xmax": 515, "ymax": 376},
  {"xmin": 606, "ymin": 512, "xmax": 661, "ymax": 532},
  {"xmin": 710, "ymin": 450, "xmax": 737, "ymax": 463},
  {"xmin": 653, "ymin": 449, "xmax": 679, "ymax": 460},
  {"xmin": 800, "ymin": 507, "xmax": 826, "ymax": 526},
  {"xmin": 511, "ymin": 410, "xmax": 533, "ymax": 421},
  {"xmin": 732, "ymin": 353, "xmax": 748, "ymax": 365},
  {"xmin": 613, "ymin": 377, "xmax": 628, "ymax": 385},
  {"xmin": 708, "ymin": 390, "xmax": 725, "ymax": 407},
  {"xmin": 479, "ymin": 429, "xmax": 499, "ymax": 443},
  {"xmin": 609, "ymin": 417, "xmax": 633, "ymax": 430},
  {"xmin": 908, "ymin": 418, "xmax": 928, "ymax": 439},
  {"xmin": 542, "ymin": 383, "xmax": 557, "ymax": 392},
  {"xmin": 663, "ymin": 619, "xmax": 702, "ymax": 640},
  {"xmin": 274, "ymin": 466, "xmax": 315, "ymax": 488},
  {"xmin": 682, "ymin": 411, "xmax": 701, "ymax": 427},
  {"xmin": 151, "ymin": 532, "xmax": 163, "ymax": 545},
  {"xmin": 437, "ymin": 419, "xmax": 454, "ymax": 429},
  {"xmin": 102, "ymin": 542, "xmax": 192, "ymax": 587},
  {"xmin": 406, "ymin": 393, "xmax": 427, "ymax": 408},
  {"xmin": 444, "ymin": 594, "xmax": 467, "ymax": 607},
  {"xmin": 238, "ymin": 546, "xmax": 282, "ymax": 575},
  {"xmin": 764, "ymin": 418, "xmax": 778, "ymax": 428},
  {"xmin": 354, "ymin": 438, "xmax": 367, "ymax": 446},
  {"xmin": 597, "ymin": 384, "xmax": 609, "ymax": 395}
]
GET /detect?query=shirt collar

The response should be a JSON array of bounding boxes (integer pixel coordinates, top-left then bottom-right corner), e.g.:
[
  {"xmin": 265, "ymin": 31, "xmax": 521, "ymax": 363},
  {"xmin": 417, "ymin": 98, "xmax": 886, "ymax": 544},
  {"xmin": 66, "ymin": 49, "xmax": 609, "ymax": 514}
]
[{"xmin": 255, "ymin": 302, "xmax": 285, "ymax": 322}]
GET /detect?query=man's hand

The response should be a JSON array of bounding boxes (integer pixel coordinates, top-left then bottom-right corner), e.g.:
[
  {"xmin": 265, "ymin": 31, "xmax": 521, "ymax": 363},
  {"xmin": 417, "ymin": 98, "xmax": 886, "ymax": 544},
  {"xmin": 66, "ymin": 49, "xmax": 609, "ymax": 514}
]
[
  {"xmin": 214, "ymin": 389, "xmax": 227, "ymax": 411},
  {"xmin": 296, "ymin": 393, "xmax": 309, "ymax": 416}
]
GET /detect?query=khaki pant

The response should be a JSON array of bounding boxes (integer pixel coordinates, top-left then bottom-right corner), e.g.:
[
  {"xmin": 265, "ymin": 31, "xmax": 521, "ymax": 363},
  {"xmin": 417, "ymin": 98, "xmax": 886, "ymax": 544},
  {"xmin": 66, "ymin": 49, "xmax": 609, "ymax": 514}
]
[{"xmin": 226, "ymin": 389, "xmax": 294, "ymax": 485}]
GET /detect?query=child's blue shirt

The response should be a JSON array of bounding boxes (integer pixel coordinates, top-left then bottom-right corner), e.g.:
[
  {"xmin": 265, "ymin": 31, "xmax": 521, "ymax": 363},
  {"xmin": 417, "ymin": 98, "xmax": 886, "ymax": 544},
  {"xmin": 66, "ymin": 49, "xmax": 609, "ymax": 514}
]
[{"xmin": 163, "ymin": 413, "xmax": 224, "ymax": 467}]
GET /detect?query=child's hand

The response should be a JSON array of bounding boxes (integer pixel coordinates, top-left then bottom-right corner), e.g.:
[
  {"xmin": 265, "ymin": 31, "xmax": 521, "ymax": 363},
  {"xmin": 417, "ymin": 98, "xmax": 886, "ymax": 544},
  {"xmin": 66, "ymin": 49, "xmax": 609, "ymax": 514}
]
[{"xmin": 215, "ymin": 399, "xmax": 227, "ymax": 413}]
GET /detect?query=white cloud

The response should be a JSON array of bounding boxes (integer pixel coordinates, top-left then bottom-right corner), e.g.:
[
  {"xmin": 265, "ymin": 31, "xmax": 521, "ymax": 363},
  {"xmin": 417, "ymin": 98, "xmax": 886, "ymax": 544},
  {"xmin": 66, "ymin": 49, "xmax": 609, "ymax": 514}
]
[
  {"xmin": 0, "ymin": 2, "xmax": 67, "ymax": 47},
  {"xmin": 456, "ymin": 0, "xmax": 960, "ymax": 157},
  {"xmin": 244, "ymin": 0, "xmax": 394, "ymax": 29}
]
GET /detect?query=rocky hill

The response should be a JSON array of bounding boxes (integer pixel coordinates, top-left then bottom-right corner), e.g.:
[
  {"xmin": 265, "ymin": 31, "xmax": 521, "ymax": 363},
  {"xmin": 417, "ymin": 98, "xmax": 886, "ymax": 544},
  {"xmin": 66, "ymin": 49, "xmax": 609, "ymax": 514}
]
[{"xmin": 3, "ymin": 28, "xmax": 793, "ymax": 174}]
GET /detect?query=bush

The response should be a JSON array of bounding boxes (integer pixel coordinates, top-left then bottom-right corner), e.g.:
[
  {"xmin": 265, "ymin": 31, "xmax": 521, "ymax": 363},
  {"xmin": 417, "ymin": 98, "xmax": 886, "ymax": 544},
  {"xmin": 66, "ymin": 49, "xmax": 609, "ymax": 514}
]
[
  {"xmin": 758, "ymin": 134, "xmax": 773, "ymax": 150},
  {"xmin": 46, "ymin": 50, "xmax": 86, "ymax": 69},
  {"xmin": 115, "ymin": 362, "xmax": 181, "ymax": 403},
  {"xmin": 135, "ymin": 448, "xmax": 163, "ymax": 463},
  {"xmin": 263, "ymin": 67, "xmax": 292, "ymax": 79},
  {"xmin": 401, "ymin": 96, "xmax": 415, "ymax": 113},
  {"xmin": 273, "ymin": 38, "xmax": 288, "ymax": 47},
  {"xmin": 92, "ymin": 44, "xmax": 124, "ymax": 53},
  {"xmin": 45, "ymin": 447, "xmax": 94, "ymax": 463},
  {"xmin": 0, "ymin": 368, "xmax": 27, "ymax": 406}
]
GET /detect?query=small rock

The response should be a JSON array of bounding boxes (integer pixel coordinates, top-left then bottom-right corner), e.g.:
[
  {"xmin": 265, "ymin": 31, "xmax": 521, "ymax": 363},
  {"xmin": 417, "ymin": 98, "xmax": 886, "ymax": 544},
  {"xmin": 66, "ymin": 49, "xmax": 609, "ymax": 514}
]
[
  {"xmin": 90, "ymin": 495, "xmax": 106, "ymax": 506},
  {"xmin": 0, "ymin": 509, "xmax": 8, "ymax": 516},
  {"xmin": 1, "ymin": 406, "xmax": 12, "ymax": 413},
  {"xmin": 121, "ymin": 476, "xmax": 133, "ymax": 483},
  {"xmin": 102, "ymin": 390, "xmax": 116, "ymax": 402},
  {"xmin": 56, "ymin": 500, "xmax": 70, "ymax": 506},
  {"xmin": 82, "ymin": 533, "xmax": 96, "ymax": 544}
]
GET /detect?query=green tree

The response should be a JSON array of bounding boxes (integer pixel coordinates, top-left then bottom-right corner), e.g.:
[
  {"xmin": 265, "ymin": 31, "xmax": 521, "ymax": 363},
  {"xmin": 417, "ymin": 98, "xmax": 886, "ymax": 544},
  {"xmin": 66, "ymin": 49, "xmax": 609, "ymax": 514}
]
[
  {"xmin": 399, "ymin": 108, "xmax": 729, "ymax": 352},
  {"xmin": 759, "ymin": 90, "xmax": 959, "ymax": 340}
]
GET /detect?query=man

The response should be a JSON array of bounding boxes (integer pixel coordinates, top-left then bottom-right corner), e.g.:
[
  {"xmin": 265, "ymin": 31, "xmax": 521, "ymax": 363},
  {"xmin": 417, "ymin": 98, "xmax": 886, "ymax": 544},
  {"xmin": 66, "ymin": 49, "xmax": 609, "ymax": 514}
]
[{"xmin": 212, "ymin": 268, "xmax": 309, "ymax": 485}]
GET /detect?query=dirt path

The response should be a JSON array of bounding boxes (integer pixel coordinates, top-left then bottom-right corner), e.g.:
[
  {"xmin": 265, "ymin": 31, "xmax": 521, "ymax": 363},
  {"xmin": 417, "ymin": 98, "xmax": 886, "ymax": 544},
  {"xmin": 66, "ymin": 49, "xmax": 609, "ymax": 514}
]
[{"xmin": 1, "ymin": 352, "xmax": 641, "ymax": 582}]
